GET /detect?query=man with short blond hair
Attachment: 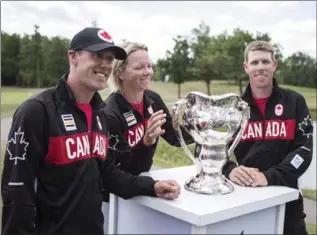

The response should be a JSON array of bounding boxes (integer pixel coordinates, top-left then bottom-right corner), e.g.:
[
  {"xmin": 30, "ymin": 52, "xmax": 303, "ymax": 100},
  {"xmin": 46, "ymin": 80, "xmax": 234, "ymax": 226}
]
[
  {"xmin": 244, "ymin": 40, "xmax": 276, "ymax": 62},
  {"xmin": 223, "ymin": 40, "xmax": 313, "ymax": 235}
]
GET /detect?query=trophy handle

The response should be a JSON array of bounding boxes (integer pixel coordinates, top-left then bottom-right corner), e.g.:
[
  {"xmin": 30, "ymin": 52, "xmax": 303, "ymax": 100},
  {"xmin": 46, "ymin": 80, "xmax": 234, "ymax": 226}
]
[
  {"xmin": 171, "ymin": 99, "xmax": 196, "ymax": 163},
  {"xmin": 171, "ymin": 99, "xmax": 202, "ymax": 180},
  {"xmin": 227, "ymin": 100, "xmax": 250, "ymax": 156}
]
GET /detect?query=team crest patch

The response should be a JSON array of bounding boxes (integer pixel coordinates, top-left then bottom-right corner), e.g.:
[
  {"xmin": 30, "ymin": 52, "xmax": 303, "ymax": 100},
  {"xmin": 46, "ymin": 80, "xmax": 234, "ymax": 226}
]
[
  {"xmin": 274, "ymin": 104, "xmax": 283, "ymax": 116},
  {"xmin": 123, "ymin": 111, "xmax": 137, "ymax": 127},
  {"xmin": 96, "ymin": 116, "xmax": 102, "ymax": 130},
  {"xmin": 61, "ymin": 114, "xmax": 77, "ymax": 131},
  {"xmin": 148, "ymin": 105, "xmax": 153, "ymax": 114}
]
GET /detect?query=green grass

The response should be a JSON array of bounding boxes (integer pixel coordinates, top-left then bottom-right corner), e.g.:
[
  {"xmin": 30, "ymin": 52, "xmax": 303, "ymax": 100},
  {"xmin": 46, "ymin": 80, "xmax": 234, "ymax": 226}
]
[
  {"xmin": 307, "ymin": 223, "xmax": 317, "ymax": 235},
  {"xmin": 302, "ymin": 189, "xmax": 317, "ymax": 201},
  {"xmin": 0, "ymin": 87, "xmax": 112, "ymax": 118},
  {"xmin": 2, "ymin": 81, "xmax": 316, "ymax": 119},
  {"xmin": 1, "ymin": 87, "xmax": 44, "ymax": 117}
]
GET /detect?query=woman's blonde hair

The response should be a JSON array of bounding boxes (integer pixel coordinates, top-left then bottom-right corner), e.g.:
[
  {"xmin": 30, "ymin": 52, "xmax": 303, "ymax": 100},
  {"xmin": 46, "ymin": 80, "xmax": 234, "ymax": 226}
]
[{"xmin": 107, "ymin": 42, "xmax": 148, "ymax": 93}]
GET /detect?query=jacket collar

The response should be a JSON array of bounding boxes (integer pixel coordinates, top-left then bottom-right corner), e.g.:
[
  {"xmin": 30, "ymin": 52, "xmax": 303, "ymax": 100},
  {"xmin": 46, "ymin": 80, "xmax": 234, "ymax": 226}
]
[
  {"xmin": 55, "ymin": 74, "xmax": 106, "ymax": 109},
  {"xmin": 242, "ymin": 78, "xmax": 281, "ymax": 103},
  {"xmin": 114, "ymin": 90, "xmax": 154, "ymax": 113}
]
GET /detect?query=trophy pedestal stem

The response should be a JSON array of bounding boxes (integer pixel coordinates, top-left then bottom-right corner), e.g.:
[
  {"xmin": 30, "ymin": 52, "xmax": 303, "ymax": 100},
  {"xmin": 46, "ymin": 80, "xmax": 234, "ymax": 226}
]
[{"xmin": 185, "ymin": 172, "xmax": 234, "ymax": 195}]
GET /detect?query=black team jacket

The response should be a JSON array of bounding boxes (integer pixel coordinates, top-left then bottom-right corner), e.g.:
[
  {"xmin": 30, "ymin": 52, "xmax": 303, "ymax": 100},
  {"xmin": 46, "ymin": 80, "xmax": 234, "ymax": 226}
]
[
  {"xmin": 103, "ymin": 90, "xmax": 194, "ymax": 176},
  {"xmin": 1, "ymin": 75, "xmax": 157, "ymax": 235},
  {"xmin": 222, "ymin": 79, "xmax": 313, "ymax": 228}
]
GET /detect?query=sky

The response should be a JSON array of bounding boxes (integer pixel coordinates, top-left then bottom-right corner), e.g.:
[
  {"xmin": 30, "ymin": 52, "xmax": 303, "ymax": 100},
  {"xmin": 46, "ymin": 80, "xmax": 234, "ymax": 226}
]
[{"xmin": 1, "ymin": 1, "xmax": 316, "ymax": 62}]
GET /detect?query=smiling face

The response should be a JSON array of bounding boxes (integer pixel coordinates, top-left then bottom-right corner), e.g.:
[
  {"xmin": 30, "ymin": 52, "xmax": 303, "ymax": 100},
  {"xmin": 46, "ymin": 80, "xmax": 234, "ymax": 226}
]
[
  {"xmin": 69, "ymin": 50, "xmax": 115, "ymax": 92},
  {"xmin": 243, "ymin": 50, "xmax": 277, "ymax": 89},
  {"xmin": 120, "ymin": 49, "xmax": 153, "ymax": 93}
]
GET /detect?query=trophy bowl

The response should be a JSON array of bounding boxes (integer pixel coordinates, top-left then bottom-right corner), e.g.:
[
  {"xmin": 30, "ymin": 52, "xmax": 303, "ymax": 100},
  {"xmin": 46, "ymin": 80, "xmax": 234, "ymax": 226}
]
[{"xmin": 171, "ymin": 91, "xmax": 250, "ymax": 195}]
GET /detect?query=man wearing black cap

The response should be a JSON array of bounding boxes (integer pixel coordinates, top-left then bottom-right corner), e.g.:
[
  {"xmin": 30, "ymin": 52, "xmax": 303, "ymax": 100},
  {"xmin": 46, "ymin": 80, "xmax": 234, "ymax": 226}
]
[{"xmin": 1, "ymin": 27, "xmax": 181, "ymax": 235}]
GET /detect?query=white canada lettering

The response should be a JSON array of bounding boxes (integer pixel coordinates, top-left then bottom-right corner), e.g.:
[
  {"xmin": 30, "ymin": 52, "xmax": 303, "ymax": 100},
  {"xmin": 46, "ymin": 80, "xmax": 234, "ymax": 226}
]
[
  {"xmin": 82, "ymin": 135, "xmax": 90, "ymax": 155},
  {"xmin": 280, "ymin": 122, "xmax": 286, "ymax": 137},
  {"xmin": 66, "ymin": 138, "xmax": 75, "ymax": 159},
  {"xmin": 77, "ymin": 136, "xmax": 85, "ymax": 157},
  {"xmin": 240, "ymin": 120, "xmax": 295, "ymax": 141},
  {"xmin": 66, "ymin": 135, "xmax": 90, "ymax": 159},
  {"xmin": 127, "ymin": 124, "xmax": 145, "ymax": 147},
  {"xmin": 93, "ymin": 135, "xmax": 106, "ymax": 156},
  {"xmin": 65, "ymin": 133, "xmax": 106, "ymax": 159}
]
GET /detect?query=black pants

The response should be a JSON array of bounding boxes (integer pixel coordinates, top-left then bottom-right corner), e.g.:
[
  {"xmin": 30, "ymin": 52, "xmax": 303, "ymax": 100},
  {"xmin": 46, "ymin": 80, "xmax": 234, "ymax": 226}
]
[
  {"xmin": 283, "ymin": 224, "xmax": 308, "ymax": 235},
  {"xmin": 283, "ymin": 195, "xmax": 308, "ymax": 235}
]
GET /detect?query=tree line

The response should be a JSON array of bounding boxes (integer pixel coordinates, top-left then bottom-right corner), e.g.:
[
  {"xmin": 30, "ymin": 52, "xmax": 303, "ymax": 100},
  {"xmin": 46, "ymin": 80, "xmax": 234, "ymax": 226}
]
[
  {"xmin": 2, "ymin": 25, "xmax": 69, "ymax": 87},
  {"xmin": 1, "ymin": 23, "xmax": 316, "ymax": 95},
  {"xmin": 154, "ymin": 22, "xmax": 316, "ymax": 97}
]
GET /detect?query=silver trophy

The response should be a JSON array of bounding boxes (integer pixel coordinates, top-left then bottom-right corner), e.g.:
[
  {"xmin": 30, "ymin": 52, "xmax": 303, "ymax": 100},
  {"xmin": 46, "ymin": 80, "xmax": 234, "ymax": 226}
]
[{"xmin": 171, "ymin": 92, "xmax": 250, "ymax": 195}]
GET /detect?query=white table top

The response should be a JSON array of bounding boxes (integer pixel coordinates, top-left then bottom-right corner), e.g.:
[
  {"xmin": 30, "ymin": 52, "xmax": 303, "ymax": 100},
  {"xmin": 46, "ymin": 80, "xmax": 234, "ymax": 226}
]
[{"xmin": 129, "ymin": 165, "xmax": 299, "ymax": 226}]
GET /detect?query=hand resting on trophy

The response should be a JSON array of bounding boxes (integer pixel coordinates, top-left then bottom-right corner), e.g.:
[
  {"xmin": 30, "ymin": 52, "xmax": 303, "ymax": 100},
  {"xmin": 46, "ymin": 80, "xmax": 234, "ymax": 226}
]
[{"xmin": 143, "ymin": 110, "xmax": 167, "ymax": 146}]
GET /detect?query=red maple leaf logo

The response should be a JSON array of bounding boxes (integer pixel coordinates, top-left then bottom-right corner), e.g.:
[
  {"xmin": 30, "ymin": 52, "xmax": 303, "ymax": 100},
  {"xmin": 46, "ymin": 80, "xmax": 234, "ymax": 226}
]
[{"xmin": 98, "ymin": 30, "xmax": 113, "ymax": 43}]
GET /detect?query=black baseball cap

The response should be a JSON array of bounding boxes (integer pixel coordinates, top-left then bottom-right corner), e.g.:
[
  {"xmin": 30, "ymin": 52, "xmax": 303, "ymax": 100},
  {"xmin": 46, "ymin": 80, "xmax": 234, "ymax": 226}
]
[{"xmin": 70, "ymin": 27, "xmax": 127, "ymax": 60}]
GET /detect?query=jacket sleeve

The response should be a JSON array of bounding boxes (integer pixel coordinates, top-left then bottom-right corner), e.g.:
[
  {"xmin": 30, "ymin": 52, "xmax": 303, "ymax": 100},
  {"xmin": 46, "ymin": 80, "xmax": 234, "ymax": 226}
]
[
  {"xmin": 157, "ymin": 95, "xmax": 194, "ymax": 147},
  {"xmin": 263, "ymin": 94, "xmax": 313, "ymax": 187},
  {"xmin": 106, "ymin": 114, "xmax": 156, "ymax": 175},
  {"xmin": 100, "ymin": 154, "xmax": 157, "ymax": 200},
  {"xmin": 1, "ymin": 99, "xmax": 47, "ymax": 235},
  {"xmin": 222, "ymin": 160, "xmax": 238, "ymax": 179}
]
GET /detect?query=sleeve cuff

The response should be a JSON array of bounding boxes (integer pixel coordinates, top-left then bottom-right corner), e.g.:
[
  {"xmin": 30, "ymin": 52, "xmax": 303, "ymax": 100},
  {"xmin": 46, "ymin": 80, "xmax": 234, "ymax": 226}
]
[
  {"xmin": 138, "ymin": 176, "xmax": 157, "ymax": 197},
  {"xmin": 222, "ymin": 161, "xmax": 237, "ymax": 179},
  {"xmin": 262, "ymin": 169, "xmax": 275, "ymax": 186}
]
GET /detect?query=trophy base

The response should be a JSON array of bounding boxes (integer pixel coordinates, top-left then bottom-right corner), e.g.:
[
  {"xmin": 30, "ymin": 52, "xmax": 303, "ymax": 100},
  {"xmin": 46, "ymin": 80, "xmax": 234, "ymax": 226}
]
[{"xmin": 184, "ymin": 173, "xmax": 234, "ymax": 195}]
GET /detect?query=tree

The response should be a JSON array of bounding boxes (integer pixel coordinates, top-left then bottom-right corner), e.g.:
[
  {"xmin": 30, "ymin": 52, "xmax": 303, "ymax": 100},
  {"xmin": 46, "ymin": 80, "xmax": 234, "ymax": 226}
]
[
  {"xmin": 281, "ymin": 52, "xmax": 316, "ymax": 87},
  {"xmin": 43, "ymin": 37, "xmax": 69, "ymax": 86},
  {"xmin": 166, "ymin": 35, "xmax": 192, "ymax": 98},
  {"xmin": 191, "ymin": 36, "xmax": 227, "ymax": 95},
  {"xmin": 1, "ymin": 32, "xmax": 21, "ymax": 86},
  {"xmin": 33, "ymin": 25, "xmax": 42, "ymax": 88}
]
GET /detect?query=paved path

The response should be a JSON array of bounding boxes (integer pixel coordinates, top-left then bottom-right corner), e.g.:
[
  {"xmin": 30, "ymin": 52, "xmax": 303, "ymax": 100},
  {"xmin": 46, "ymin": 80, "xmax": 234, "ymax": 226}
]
[
  {"xmin": 1, "ymin": 117, "xmax": 12, "ymax": 142},
  {"xmin": 303, "ymin": 198, "xmax": 316, "ymax": 224}
]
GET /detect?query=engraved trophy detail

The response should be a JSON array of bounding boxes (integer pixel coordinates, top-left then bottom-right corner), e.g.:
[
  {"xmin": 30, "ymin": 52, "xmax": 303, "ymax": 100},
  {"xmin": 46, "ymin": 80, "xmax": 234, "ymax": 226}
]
[{"xmin": 171, "ymin": 92, "xmax": 250, "ymax": 195}]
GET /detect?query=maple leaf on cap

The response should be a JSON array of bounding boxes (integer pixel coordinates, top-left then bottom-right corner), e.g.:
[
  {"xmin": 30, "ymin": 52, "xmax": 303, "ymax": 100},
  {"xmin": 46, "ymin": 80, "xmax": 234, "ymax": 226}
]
[{"xmin": 98, "ymin": 30, "xmax": 113, "ymax": 43}]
